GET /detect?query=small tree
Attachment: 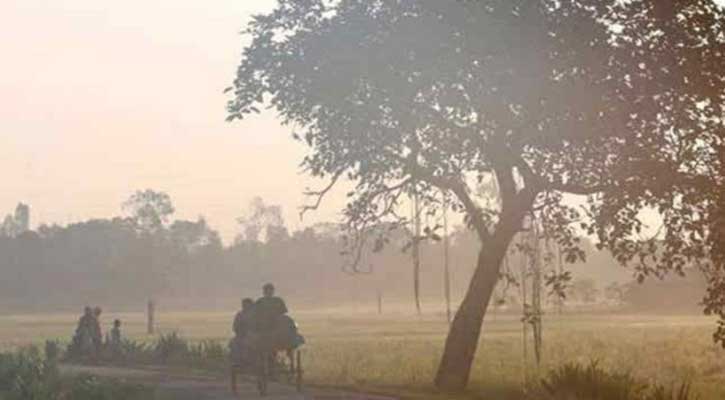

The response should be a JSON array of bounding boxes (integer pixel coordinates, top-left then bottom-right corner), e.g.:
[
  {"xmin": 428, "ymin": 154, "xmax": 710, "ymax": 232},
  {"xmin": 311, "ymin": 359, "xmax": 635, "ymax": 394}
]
[
  {"xmin": 122, "ymin": 189, "xmax": 175, "ymax": 234},
  {"xmin": 571, "ymin": 278, "xmax": 599, "ymax": 304},
  {"xmin": 1, "ymin": 203, "xmax": 30, "ymax": 238},
  {"xmin": 604, "ymin": 282, "xmax": 626, "ymax": 306},
  {"xmin": 236, "ymin": 196, "xmax": 286, "ymax": 243},
  {"xmin": 122, "ymin": 189, "xmax": 175, "ymax": 332},
  {"xmin": 228, "ymin": 0, "xmax": 724, "ymax": 391}
]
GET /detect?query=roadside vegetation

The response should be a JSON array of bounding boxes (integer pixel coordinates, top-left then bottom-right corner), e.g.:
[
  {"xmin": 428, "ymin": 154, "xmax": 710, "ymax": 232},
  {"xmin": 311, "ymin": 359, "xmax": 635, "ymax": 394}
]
[
  {"xmin": 0, "ymin": 344, "xmax": 153, "ymax": 400},
  {"xmin": 4, "ymin": 312, "xmax": 717, "ymax": 400}
]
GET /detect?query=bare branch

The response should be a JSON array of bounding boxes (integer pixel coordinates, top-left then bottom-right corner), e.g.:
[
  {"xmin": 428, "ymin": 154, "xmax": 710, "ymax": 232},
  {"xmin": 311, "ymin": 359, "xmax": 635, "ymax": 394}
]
[
  {"xmin": 299, "ymin": 171, "xmax": 343, "ymax": 220},
  {"xmin": 409, "ymin": 169, "xmax": 491, "ymax": 242}
]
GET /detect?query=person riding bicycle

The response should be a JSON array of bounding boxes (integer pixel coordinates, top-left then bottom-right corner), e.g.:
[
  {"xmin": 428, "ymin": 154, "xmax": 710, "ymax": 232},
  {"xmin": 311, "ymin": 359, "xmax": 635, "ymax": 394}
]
[
  {"xmin": 234, "ymin": 298, "xmax": 257, "ymax": 339},
  {"xmin": 254, "ymin": 283, "xmax": 304, "ymax": 348},
  {"xmin": 230, "ymin": 298, "xmax": 257, "ymax": 394},
  {"xmin": 255, "ymin": 283, "xmax": 288, "ymax": 335}
]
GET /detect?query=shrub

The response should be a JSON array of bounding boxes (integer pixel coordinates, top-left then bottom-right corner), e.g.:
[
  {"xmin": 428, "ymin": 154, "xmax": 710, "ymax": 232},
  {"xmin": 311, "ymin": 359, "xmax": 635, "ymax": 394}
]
[
  {"xmin": 62, "ymin": 374, "xmax": 150, "ymax": 400},
  {"xmin": 541, "ymin": 361, "xmax": 644, "ymax": 400},
  {"xmin": 0, "ymin": 347, "xmax": 59, "ymax": 400},
  {"xmin": 539, "ymin": 361, "xmax": 697, "ymax": 400},
  {"xmin": 154, "ymin": 332, "xmax": 189, "ymax": 364},
  {"xmin": 0, "ymin": 347, "xmax": 153, "ymax": 400},
  {"xmin": 118, "ymin": 339, "xmax": 153, "ymax": 365},
  {"xmin": 44, "ymin": 340, "xmax": 61, "ymax": 366},
  {"xmin": 188, "ymin": 340, "xmax": 227, "ymax": 370}
]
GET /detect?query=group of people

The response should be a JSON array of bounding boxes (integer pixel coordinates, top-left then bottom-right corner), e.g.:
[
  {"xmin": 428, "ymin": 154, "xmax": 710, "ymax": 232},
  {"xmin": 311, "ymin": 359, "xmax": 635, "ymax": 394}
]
[
  {"xmin": 66, "ymin": 283, "xmax": 299, "ymax": 375},
  {"xmin": 229, "ymin": 283, "xmax": 303, "ymax": 369},
  {"xmin": 68, "ymin": 306, "xmax": 122, "ymax": 362}
]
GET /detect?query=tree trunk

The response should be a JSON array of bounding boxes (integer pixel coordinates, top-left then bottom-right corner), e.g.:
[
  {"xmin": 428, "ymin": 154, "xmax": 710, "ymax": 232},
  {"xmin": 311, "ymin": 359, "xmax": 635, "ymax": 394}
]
[
  {"xmin": 434, "ymin": 227, "xmax": 517, "ymax": 391},
  {"xmin": 413, "ymin": 191, "xmax": 422, "ymax": 315}
]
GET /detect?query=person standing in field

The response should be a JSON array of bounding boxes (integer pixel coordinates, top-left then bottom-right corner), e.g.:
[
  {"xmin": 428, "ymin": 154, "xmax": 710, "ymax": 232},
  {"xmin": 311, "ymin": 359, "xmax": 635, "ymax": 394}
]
[
  {"xmin": 91, "ymin": 307, "xmax": 103, "ymax": 357},
  {"xmin": 110, "ymin": 319, "xmax": 123, "ymax": 361},
  {"xmin": 70, "ymin": 306, "xmax": 95, "ymax": 359},
  {"xmin": 110, "ymin": 320, "xmax": 122, "ymax": 346},
  {"xmin": 76, "ymin": 306, "xmax": 94, "ymax": 338}
]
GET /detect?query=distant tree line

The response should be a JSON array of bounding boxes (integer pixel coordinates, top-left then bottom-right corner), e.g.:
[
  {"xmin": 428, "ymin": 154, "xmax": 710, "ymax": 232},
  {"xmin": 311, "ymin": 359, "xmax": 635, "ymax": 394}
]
[
  {"xmin": 0, "ymin": 191, "xmax": 477, "ymax": 312},
  {"xmin": 0, "ymin": 191, "xmax": 706, "ymax": 313}
]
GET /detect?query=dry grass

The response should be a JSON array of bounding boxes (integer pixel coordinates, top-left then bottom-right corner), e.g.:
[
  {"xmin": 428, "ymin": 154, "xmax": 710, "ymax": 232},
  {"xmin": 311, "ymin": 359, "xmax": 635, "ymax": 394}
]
[{"xmin": 1, "ymin": 309, "xmax": 724, "ymax": 399}]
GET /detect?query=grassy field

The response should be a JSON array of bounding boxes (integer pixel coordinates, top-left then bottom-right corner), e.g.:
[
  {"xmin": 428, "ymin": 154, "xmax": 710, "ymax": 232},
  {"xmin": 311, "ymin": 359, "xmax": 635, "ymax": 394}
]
[{"xmin": 1, "ymin": 309, "xmax": 724, "ymax": 399}]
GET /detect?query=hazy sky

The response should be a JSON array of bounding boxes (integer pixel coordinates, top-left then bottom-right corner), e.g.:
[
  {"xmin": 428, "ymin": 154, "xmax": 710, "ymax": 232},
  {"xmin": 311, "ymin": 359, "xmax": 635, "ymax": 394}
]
[
  {"xmin": 0, "ymin": 0, "xmax": 348, "ymax": 241},
  {"xmin": 2, "ymin": 1, "xmax": 722, "ymax": 241}
]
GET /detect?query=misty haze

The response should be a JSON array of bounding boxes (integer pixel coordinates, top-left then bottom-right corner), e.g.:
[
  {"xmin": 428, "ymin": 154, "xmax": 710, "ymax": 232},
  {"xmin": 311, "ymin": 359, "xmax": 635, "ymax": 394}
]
[{"xmin": 1, "ymin": 1, "xmax": 725, "ymax": 399}]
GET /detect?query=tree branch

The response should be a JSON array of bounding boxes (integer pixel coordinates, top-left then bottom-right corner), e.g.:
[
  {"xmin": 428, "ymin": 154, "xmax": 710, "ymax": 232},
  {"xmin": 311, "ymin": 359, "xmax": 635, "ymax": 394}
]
[
  {"xmin": 300, "ymin": 171, "xmax": 343, "ymax": 219},
  {"xmin": 547, "ymin": 182, "xmax": 609, "ymax": 195},
  {"xmin": 408, "ymin": 168, "xmax": 491, "ymax": 242}
]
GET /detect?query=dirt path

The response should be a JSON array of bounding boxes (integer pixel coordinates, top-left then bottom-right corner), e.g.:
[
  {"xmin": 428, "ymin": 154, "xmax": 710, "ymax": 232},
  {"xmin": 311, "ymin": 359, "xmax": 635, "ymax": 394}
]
[{"xmin": 60, "ymin": 364, "xmax": 397, "ymax": 400}]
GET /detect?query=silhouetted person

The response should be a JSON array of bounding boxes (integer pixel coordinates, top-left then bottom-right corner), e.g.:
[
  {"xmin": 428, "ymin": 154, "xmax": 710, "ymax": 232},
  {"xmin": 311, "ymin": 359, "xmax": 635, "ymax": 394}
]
[
  {"xmin": 111, "ymin": 319, "xmax": 122, "ymax": 347},
  {"xmin": 77, "ymin": 306, "xmax": 94, "ymax": 336},
  {"xmin": 255, "ymin": 283, "xmax": 287, "ymax": 333},
  {"xmin": 91, "ymin": 307, "xmax": 103, "ymax": 357},
  {"xmin": 234, "ymin": 298, "xmax": 256, "ymax": 338},
  {"xmin": 230, "ymin": 298, "xmax": 257, "ymax": 394},
  {"xmin": 110, "ymin": 319, "xmax": 122, "ymax": 361},
  {"xmin": 253, "ymin": 284, "xmax": 289, "ymax": 381},
  {"xmin": 70, "ymin": 306, "xmax": 95, "ymax": 359}
]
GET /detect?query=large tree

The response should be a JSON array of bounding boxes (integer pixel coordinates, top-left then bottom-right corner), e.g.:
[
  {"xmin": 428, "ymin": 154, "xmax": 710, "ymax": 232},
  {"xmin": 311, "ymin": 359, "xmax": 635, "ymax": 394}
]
[{"xmin": 227, "ymin": 0, "xmax": 724, "ymax": 391}]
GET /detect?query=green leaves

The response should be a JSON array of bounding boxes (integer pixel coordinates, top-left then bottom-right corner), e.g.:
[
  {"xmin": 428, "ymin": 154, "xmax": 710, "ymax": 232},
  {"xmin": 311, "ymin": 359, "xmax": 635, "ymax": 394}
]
[{"xmin": 228, "ymin": 0, "xmax": 725, "ymax": 347}]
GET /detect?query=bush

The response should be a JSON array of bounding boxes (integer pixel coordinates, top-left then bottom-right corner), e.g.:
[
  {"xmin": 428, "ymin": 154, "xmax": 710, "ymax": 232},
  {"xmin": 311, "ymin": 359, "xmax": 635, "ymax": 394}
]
[
  {"xmin": 539, "ymin": 361, "xmax": 697, "ymax": 400},
  {"xmin": 65, "ymin": 332, "xmax": 230, "ymax": 370},
  {"xmin": 0, "ymin": 347, "xmax": 151, "ymax": 400},
  {"xmin": 188, "ymin": 340, "xmax": 227, "ymax": 370},
  {"xmin": 0, "ymin": 347, "xmax": 59, "ymax": 400},
  {"xmin": 118, "ymin": 339, "xmax": 153, "ymax": 365},
  {"xmin": 154, "ymin": 332, "xmax": 189, "ymax": 364},
  {"xmin": 62, "ymin": 374, "xmax": 150, "ymax": 400}
]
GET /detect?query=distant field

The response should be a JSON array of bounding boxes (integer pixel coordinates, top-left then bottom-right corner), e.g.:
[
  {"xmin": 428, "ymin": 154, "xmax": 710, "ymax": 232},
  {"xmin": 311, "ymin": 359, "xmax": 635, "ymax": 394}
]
[{"xmin": 2, "ymin": 309, "xmax": 724, "ymax": 399}]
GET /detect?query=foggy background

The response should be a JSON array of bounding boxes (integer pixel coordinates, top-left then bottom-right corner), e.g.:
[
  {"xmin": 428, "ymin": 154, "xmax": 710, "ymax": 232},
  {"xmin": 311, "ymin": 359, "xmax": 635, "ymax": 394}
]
[
  {"xmin": 0, "ymin": 0, "xmax": 346, "ymax": 241},
  {"xmin": 0, "ymin": 0, "xmax": 714, "ymax": 314}
]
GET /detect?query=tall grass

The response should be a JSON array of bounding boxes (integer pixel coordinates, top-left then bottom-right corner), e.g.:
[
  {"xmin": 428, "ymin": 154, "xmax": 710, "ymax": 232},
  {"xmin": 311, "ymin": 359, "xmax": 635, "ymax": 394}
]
[
  {"xmin": 101, "ymin": 333, "xmax": 706, "ymax": 400},
  {"xmin": 3, "ymin": 312, "xmax": 724, "ymax": 398},
  {"xmin": 103, "ymin": 332, "xmax": 229, "ymax": 371},
  {"xmin": 539, "ymin": 361, "xmax": 697, "ymax": 400}
]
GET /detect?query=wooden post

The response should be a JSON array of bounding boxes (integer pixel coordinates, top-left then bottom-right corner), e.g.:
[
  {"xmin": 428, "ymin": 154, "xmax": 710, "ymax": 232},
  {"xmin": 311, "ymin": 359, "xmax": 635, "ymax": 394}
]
[
  {"xmin": 377, "ymin": 289, "xmax": 383, "ymax": 315},
  {"xmin": 147, "ymin": 299, "xmax": 155, "ymax": 335}
]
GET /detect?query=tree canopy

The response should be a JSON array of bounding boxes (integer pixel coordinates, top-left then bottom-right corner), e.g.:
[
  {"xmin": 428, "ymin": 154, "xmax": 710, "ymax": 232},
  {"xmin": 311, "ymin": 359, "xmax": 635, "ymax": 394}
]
[{"xmin": 228, "ymin": 0, "xmax": 724, "ymax": 390}]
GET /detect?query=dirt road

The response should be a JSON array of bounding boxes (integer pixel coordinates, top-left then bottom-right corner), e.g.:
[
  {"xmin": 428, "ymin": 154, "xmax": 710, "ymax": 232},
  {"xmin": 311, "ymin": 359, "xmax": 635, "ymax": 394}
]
[{"xmin": 61, "ymin": 364, "xmax": 397, "ymax": 400}]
